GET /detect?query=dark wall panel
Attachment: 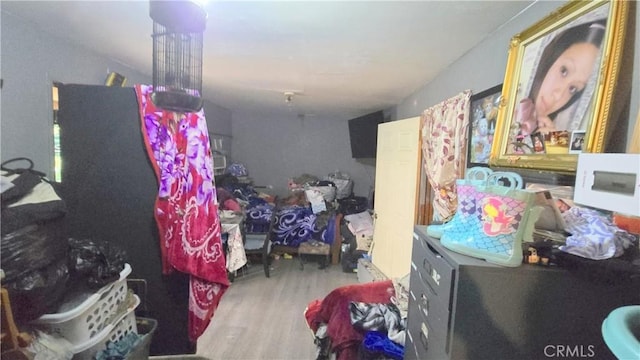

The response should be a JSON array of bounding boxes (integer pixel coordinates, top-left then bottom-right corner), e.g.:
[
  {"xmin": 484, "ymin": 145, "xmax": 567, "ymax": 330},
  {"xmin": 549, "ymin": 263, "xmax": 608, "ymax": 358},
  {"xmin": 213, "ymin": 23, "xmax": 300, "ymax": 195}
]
[{"xmin": 57, "ymin": 84, "xmax": 194, "ymax": 355}]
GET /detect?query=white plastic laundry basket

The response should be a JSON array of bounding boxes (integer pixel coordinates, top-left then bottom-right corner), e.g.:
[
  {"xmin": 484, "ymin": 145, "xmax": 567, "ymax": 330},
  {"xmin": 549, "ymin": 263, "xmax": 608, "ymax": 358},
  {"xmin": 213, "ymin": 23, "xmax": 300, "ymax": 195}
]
[
  {"xmin": 72, "ymin": 294, "xmax": 140, "ymax": 360},
  {"xmin": 31, "ymin": 264, "xmax": 132, "ymax": 345}
]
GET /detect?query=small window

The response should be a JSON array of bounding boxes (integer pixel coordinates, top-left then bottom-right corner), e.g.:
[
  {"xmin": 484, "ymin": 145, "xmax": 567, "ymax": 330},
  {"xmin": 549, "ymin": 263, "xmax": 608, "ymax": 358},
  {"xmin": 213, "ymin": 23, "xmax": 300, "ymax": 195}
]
[{"xmin": 52, "ymin": 83, "xmax": 62, "ymax": 182}]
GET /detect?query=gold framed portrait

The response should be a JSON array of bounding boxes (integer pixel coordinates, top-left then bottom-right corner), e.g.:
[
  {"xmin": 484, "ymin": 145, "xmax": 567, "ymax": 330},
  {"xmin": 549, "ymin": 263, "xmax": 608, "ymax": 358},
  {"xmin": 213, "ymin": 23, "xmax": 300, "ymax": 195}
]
[{"xmin": 490, "ymin": 0, "xmax": 629, "ymax": 173}]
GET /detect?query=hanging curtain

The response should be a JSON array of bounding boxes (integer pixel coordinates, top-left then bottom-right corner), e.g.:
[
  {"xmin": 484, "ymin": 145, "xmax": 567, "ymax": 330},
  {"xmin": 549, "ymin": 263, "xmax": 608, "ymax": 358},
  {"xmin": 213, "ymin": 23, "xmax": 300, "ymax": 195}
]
[
  {"xmin": 135, "ymin": 84, "xmax": 229, "ymax": 342},
  {"xmin": 421, "ymin": 91, "xmax": 471, "ymax": 221}
]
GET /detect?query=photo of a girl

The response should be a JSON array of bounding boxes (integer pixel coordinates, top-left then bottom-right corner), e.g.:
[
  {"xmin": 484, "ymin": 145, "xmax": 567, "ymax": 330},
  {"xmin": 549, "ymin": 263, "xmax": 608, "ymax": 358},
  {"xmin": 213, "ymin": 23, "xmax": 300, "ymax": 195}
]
[{"xmin": 507, "ymin": 4, "xmax": 609, "ymax": 155}]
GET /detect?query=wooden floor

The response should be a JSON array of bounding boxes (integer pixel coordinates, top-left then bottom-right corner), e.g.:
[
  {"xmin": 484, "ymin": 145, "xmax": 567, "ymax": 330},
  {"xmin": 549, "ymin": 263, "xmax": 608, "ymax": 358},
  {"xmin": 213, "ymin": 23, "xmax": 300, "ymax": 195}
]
[{"xmin": 196, "ymin": 255, "xmax": 358, "ymax": 360}]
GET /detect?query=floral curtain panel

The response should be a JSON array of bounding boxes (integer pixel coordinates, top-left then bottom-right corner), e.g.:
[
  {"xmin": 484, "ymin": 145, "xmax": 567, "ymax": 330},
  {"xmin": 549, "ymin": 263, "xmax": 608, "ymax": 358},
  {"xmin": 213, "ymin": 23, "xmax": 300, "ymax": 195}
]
[
  {"xmin": 421, "ymin": 91, "xmax": 471, "ymax": 221},
  {"xmin": 135, "ymin": 85, "xmax": 229, "ymax": 342}
]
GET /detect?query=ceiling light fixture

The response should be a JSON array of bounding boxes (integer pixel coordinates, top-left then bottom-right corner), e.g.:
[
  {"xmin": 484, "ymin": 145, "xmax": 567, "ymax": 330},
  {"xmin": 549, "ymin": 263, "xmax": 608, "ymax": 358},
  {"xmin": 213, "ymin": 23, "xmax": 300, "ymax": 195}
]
[
  {"xmin": 149, "ymin": 0, "xmax": 207, "ymax": 113},
  {"xmin": 284, "ymin": 91, "xmax": 295, "ymax": 103}
]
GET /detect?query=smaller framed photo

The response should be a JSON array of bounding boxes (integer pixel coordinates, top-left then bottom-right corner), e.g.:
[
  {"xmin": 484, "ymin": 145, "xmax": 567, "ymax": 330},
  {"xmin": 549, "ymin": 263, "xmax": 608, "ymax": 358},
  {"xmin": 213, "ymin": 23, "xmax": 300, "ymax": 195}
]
[
  {"xmin": 531, "ymin": 133, "xmax": 546, "ymax": 154},
  {"xmin": 467, "ymin": 84, "xmax": 502, "ymax": 168},
  {"xmin": 569, "ymin": 131, "xmax": 586, "ymax": 154}
]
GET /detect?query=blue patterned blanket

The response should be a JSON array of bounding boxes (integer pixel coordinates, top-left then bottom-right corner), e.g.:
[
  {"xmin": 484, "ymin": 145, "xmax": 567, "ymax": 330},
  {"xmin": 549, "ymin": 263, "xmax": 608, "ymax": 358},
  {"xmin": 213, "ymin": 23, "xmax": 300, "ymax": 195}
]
[{"xmin": 245, "ymin": 204, "xmax": 336, "ymax": 247}]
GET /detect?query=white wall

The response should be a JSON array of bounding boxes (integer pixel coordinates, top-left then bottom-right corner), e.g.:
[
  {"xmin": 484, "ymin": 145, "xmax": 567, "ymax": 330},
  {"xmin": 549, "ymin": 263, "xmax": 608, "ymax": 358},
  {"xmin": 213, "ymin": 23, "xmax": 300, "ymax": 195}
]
[
  {"xmin": 230, "ymin": 109, "xmax": 376, "ymax": 198},
  {"xmin": 0, "ymin": 10, "xmax": 232, "ymax": 177}
]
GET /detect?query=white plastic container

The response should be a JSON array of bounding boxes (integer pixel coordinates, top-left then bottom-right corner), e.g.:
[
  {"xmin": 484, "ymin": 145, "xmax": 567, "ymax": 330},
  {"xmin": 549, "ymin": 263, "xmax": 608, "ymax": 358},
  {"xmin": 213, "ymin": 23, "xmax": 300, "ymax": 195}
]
[
  {"xmin": 32, "ymin": 263, "xmax": 132, "ymax": 345},
  {"xmin": 72, "ymin": 294, "xmax": 140, "ymax": 360}
]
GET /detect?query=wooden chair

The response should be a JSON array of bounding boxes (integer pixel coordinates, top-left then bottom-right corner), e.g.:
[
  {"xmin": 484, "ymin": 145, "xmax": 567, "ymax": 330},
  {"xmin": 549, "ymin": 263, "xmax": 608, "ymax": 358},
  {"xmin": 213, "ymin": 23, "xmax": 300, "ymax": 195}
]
[
  {"xmin": 297, "ymin": 213, "xmax": 343, "ymax": 270},
  {"xmin": 331, "ymin": 213, "xmax": 343, "ymax": 265}
]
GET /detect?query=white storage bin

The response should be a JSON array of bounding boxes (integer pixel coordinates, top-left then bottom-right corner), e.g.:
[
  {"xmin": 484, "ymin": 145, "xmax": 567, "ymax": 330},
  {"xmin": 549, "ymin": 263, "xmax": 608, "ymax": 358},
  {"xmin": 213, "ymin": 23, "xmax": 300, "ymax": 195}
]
[
  {"xmin": 72, "ymin": 294, "xmax": 140, "ymax": 360},
  {"xmin": 32, "ymin": 263, "xmax": 132, "ymax": 345}
]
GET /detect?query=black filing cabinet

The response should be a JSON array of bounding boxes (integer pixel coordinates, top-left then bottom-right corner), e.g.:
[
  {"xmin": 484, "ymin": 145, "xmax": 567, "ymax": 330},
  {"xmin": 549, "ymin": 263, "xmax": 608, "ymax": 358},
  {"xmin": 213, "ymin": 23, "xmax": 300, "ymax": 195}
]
[{"xmin": 405, "ymin": 225, "xmax": 639, "ymax": 360}]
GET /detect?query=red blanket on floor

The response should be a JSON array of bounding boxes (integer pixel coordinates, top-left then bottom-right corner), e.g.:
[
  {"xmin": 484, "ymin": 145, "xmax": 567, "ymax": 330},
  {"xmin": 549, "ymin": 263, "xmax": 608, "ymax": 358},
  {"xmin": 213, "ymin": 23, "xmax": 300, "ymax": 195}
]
[
  {"xmin": 136, "ymin": 85, "xmax": 229, "ymax": 342},
  {"xmin": 305, "ymin": 280, "xmax": 395, "ymax": 360}
]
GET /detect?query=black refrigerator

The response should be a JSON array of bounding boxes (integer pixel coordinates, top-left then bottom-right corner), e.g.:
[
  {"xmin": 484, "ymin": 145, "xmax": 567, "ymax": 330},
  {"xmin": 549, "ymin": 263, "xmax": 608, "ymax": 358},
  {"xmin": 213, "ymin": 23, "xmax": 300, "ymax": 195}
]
[{"xmin": 58, "ymin": 84, "xmax": 195, "ymax": 355}]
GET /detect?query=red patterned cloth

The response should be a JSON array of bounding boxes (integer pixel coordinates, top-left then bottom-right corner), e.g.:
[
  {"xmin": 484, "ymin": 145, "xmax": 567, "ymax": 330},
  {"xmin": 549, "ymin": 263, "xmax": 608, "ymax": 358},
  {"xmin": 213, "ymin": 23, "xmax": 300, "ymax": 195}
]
[{"xmin": 135, "ymin": 85, "xmax": 229, "ymax": 342}]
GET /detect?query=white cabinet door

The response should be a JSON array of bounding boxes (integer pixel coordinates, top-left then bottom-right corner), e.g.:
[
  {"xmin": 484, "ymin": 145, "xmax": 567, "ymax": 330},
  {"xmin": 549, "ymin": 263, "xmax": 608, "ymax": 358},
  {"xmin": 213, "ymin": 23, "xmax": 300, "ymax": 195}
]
[{"xmin": 370, "ymin": 117, "xmax": 421, "ymax": 279}]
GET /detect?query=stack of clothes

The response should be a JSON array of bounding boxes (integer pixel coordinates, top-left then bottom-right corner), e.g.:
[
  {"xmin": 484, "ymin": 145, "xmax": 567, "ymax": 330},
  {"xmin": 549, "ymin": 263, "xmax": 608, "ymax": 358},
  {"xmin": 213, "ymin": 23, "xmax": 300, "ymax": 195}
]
[{"xmin": 304, "ymin": 275, "xmax": 410, "ymax": 360}]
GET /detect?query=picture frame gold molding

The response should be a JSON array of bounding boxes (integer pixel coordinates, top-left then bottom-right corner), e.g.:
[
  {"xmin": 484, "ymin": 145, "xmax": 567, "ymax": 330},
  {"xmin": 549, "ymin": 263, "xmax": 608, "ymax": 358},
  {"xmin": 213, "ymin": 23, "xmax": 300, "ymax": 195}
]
[{"xmin": 490, "ymin": 0, "xmax": 629, "ymax": 173}]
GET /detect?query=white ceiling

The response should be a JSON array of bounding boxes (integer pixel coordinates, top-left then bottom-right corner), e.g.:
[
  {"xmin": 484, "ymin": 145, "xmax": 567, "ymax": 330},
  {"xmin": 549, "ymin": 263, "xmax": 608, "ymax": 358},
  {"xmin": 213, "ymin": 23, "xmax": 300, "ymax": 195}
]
[{"xmin": 2, "ymin": 1, "xmax": 533, "ymax": 119}]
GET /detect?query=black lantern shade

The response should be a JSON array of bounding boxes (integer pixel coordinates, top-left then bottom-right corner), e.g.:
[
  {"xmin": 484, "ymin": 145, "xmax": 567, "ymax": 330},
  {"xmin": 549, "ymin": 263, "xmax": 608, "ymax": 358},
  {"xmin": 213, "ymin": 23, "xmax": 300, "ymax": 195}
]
[{"xmin": 150, "ymin": 0, "xmax": 206, "ymax": 113}]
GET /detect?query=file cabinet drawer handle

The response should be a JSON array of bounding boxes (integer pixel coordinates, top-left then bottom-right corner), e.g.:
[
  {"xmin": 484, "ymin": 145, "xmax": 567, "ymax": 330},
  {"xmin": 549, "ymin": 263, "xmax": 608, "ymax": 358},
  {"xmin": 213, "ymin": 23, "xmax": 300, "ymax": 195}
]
[
  {"xmin": 423, "ymin": 258, "xmax": 441, "ymax": 285},
  {"xmin": 422, "ymin": 258, "xmax": 431, "ymax": 274},
  {"xmin": 420, "ymin": 293, "xmax": 429, "ymax": 317},
  {"xmin": 419, "ymin": 323, "xmax": 429, "ymax": 350}
]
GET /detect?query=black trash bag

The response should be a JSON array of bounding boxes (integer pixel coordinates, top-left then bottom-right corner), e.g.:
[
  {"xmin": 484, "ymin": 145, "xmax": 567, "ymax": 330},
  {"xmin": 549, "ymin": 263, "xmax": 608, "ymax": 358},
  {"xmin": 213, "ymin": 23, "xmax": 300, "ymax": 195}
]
[
  {"xmin": 1, "ymin": 219, "xmax": 68, "ymax": 283},
  {"xmin": 67, "ymin": 237, "xmax": 127, "ymax": 289},
  {"xmin": 340, "ymin": 219, "xmax": 367, "ymax": 273},
  {"xmin": 4, "ymin": 257, "xmax": 69, "ymax": 322},
  {"xmin": 337, "ymin": 196, "xmax": 369, "ymax": 215}
]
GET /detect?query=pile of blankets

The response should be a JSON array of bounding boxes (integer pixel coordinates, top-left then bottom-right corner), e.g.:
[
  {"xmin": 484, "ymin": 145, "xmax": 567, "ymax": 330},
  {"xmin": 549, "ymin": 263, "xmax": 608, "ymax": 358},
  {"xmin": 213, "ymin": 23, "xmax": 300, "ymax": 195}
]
[{"xmin": 304, "ymin": 279, "xmax": 408, "ymax": 360}]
